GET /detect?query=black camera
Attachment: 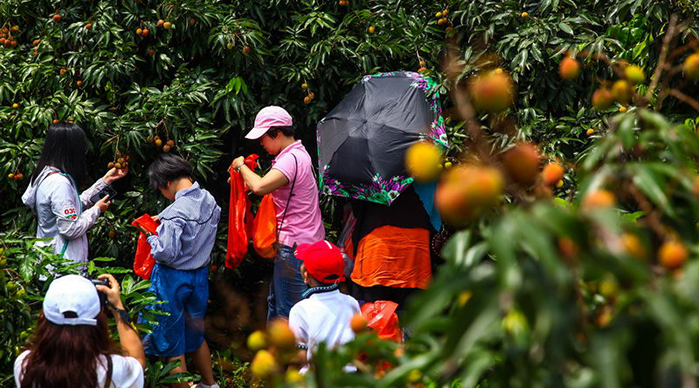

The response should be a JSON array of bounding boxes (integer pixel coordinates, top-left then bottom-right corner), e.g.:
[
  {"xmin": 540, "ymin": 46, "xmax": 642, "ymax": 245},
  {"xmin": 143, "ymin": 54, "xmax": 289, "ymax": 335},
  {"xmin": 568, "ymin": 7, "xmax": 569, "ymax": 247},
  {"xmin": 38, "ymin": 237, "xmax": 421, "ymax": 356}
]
[
  {"xmin": 89, "ymin": 185, "xmax": 118, "ymax": 204},
  {"xmin": 90, "ymin": 278, "xmax": 110, "ymax": 307}
]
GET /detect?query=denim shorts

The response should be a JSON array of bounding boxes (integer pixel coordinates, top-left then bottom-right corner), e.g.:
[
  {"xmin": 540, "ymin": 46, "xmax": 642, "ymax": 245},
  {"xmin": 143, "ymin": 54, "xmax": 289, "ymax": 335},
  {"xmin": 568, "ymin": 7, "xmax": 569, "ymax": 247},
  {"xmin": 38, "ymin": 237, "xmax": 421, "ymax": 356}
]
[{"xmin": 142, "ymin": 263, "xmax": 209, "ymax": 357}]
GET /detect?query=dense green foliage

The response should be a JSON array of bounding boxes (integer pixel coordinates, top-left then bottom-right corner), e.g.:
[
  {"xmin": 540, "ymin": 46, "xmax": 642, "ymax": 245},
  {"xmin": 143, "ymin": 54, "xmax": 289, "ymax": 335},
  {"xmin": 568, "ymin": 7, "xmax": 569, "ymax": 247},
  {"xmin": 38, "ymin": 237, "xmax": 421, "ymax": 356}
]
[{"xmin": 3, "ymin": 0, "xmax": 699, "ymax": 387}]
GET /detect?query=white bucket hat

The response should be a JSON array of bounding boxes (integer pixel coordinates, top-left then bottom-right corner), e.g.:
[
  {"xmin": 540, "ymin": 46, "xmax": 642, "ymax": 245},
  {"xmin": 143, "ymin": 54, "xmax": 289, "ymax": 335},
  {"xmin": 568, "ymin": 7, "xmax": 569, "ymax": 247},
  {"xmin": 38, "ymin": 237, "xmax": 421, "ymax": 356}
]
[{"xmin": 43, "ymin": 275, "xmax": 101, "ymax": 326}]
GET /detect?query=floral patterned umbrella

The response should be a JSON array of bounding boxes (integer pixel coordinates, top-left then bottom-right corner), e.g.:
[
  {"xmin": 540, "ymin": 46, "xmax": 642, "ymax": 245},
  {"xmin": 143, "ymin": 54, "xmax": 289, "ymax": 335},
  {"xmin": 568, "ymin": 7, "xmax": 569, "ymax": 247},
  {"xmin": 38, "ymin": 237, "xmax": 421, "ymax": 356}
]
[{"xmin": 317, "ymin": 71, "xmax": 448, "ymax": 206}]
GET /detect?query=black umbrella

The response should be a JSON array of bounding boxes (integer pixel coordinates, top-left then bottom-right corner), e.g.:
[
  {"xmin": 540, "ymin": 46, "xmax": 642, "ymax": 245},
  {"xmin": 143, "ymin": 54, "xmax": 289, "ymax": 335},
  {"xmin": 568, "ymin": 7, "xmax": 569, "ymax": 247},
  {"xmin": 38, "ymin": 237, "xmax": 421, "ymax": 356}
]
[{"xmin": 317, "ymin": 71, "xmax": 448, "ymax": 205}]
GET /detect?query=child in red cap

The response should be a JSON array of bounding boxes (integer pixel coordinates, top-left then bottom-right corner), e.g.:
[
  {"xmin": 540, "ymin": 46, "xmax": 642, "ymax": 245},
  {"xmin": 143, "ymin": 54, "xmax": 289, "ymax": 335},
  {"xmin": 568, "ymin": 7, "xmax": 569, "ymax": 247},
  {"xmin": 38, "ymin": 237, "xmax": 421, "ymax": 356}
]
[{"xmin": 288, "ymin": 240, "xmax": 360, "ymax": 372}]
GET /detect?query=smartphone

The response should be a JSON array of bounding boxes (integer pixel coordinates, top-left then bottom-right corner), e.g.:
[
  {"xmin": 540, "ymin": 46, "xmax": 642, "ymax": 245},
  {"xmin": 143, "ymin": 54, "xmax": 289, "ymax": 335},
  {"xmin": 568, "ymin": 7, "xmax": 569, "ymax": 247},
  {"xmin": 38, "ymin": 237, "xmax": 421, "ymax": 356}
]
[{"xmin": 90, "ymin": 185, "xmax": 117, "ymax": 204}]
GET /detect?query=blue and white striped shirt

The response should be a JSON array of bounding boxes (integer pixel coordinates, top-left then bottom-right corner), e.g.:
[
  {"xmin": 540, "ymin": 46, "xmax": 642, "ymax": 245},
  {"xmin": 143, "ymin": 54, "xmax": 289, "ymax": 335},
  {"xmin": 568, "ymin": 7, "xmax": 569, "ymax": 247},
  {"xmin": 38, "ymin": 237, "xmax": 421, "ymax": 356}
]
[{"xmin": 146, "ymin": 182, "xmax": 221, "ymax": 270}]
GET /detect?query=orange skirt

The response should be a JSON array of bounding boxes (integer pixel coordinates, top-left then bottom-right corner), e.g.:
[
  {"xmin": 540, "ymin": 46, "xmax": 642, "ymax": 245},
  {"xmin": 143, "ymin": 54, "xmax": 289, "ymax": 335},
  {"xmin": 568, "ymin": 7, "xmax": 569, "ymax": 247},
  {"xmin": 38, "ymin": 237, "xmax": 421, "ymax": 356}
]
[{"xmin": 351, "ymin": 226, "xmax": 431, "ymax": 289}]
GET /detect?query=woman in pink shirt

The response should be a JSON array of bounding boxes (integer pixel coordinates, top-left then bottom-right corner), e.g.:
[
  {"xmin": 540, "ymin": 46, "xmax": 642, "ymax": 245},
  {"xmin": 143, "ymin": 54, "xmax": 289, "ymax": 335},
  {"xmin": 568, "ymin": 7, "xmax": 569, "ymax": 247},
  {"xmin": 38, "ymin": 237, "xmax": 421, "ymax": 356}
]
[{"xmin": 231, "ymin": 106, "xmax": 325, "ymax": 320}]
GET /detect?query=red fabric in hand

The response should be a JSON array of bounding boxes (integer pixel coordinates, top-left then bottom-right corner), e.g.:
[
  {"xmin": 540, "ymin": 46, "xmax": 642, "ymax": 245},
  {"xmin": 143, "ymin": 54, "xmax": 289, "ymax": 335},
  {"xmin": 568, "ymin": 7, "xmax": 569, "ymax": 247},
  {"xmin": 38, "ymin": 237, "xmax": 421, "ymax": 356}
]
[
  {"xmin": 226, "ymin": 155, "xmax": 259, "ymax": 269},
  {"xmin": 131, "ymin": 214, "xmax": 160, "ymax": 280}
]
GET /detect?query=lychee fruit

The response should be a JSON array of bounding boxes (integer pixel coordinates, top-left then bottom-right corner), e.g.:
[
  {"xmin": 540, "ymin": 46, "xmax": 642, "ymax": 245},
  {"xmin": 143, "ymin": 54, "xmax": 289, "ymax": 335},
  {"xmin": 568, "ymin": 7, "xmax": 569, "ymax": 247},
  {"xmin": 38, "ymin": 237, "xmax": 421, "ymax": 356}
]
[
  {"xmin": 591, "ymin": 88, "xmax": 613, "ymax": 110},
  {"xmin": 683, "ymin": 53, "xmax": 699, "ymax": 81},
  {"xmin": 542, "ymin": 162, "xmax": 564, "ymax": 186},
  {"xmin": 502, "ymin": 142, "xmax": 540, "ymax": 186},
  {"xmin": 658, "ymin": 240, "xmax": 687, "ymax": 270},
  {"xmin": 247, "ymin": 330, "xmax": 267, "ymax": 352},
  {"xmin": 268, "ymin": 319, "xmax": 296, "ymax": 350},
  {"xmin": 611, "ymin": 80, "xmax": 631, "ymax": 104},
  {"xmin": 250, "ymin": 350, "xmax": 278, "ymax": 378},
  {"xmin": 350, "ymin": 313, "xmax": 368, "ymax": 333},
  {"xmin": 559, "ymin": 57, "xmax": 580, "ymax": 80},
  {"xmin": 469, "ymin": 71, "xmax": 514, "ymax": 113},
  {"xmin": 583, "ymin": 190, "xmax": 615, "ymax": 208},
  {"xmin": 405, "ymin": 142, "xmax": 443, "ymax": 182},
  {"xmin": 625, "ymin": 65, "xmax": 645, "ymax": 84}
]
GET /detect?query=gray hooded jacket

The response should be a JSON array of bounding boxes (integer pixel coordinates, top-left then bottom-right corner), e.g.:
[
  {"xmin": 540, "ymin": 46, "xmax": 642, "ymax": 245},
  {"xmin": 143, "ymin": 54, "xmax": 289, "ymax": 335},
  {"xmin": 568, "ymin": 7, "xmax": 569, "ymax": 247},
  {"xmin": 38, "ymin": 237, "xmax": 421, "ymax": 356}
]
[{"xmin": 22, "ymin": 166, "xmax": 108, "ymax": 264}]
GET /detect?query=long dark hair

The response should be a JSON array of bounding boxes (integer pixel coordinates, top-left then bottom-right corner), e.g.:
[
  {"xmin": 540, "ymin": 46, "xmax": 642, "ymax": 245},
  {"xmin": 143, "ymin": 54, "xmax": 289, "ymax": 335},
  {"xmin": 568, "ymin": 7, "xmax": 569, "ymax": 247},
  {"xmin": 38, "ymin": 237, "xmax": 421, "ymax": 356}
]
[
  {"xmin": 30, "ymin": 123, "xmax": 88, "ymax": 187},
  {"xmin": 19, "ymin": 312, "xmax": 121, "ymax": 388}
]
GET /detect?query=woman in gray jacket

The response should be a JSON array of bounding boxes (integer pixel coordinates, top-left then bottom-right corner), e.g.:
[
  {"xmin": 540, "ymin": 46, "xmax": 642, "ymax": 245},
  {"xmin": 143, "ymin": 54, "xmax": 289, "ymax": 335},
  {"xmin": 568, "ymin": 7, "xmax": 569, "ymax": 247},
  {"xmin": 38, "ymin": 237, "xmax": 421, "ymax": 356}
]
[{"xmin": 22, "ymin": 123, "xmax": 128, "ymax": 267}]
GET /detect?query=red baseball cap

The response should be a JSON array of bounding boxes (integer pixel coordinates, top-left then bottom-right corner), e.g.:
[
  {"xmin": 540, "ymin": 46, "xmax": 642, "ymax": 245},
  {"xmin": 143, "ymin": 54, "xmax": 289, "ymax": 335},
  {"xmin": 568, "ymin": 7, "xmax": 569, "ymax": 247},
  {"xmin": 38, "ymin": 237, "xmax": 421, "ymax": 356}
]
[{"xmin": 295, "ymin": 241, "xmax": 345, "ymax": 283}]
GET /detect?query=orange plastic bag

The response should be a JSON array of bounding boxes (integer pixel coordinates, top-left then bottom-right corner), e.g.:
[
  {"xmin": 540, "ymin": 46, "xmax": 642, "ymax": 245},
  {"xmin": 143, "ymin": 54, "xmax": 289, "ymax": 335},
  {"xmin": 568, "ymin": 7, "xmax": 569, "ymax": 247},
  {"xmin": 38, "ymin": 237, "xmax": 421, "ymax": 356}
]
[
  {"xmin": 226, "ymin": 155, "xmax": 258, "ymax": 269},
  {"xmin": 131, "ymin": 214, "xmax": 160, "ymax": 280},
  {"xmin": 360, "ymin": 300, "xmax": 403, "ymax": 343},
  {"xmin": 252, "ymin": 194, "xmax": 277, "ymax": 259}
]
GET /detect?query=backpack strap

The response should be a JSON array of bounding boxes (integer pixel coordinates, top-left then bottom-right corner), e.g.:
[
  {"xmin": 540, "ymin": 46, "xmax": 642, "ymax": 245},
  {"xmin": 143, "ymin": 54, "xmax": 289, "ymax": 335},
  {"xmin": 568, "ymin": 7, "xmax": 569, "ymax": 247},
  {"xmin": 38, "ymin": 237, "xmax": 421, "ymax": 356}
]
[{"xmin": 103, "ymin": 354, "xmax": 113, "ymax": 388}]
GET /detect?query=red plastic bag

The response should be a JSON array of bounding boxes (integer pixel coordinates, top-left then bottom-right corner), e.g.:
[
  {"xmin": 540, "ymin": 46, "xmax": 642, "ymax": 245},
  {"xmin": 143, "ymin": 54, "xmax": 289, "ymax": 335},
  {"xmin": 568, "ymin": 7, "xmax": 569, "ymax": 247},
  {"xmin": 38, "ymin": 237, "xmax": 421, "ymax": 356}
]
[
  {"xmin": 252, "ymin": 194, "xmax": 277, "ymax": 259},
  {"xmin": 131, "ymin": 214, "xmax": 160, "ymax": 280},
  {"xmin": 360, "ymin": 300, "xmax": 403, "ymax": 343},
  {"xmin": 226, "ymin": 155, "xmax": 258, "ymax": 269}
]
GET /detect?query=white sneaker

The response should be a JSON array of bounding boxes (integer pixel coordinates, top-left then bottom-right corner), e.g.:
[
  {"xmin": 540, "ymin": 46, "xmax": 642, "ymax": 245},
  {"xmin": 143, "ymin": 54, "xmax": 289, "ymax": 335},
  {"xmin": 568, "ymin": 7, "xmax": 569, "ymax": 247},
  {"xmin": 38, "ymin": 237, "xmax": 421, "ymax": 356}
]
[{"xmin": 192, "ymin": 384, "xmax": 220, "ymax": 388}]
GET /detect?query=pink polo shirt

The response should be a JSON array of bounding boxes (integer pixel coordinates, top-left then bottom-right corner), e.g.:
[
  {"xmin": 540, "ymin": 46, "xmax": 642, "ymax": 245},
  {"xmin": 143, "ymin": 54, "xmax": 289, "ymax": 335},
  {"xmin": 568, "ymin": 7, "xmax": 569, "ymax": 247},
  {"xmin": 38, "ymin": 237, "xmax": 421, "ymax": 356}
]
[{"xmin": 272, "ymin": 140, "xmax": 325, "ymax": 247}]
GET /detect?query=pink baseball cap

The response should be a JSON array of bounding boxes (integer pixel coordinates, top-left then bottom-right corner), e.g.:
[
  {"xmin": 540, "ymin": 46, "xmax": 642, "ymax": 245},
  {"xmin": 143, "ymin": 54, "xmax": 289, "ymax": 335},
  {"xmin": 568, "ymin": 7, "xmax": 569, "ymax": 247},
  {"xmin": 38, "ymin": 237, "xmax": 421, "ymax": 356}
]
[{"xmin": 245, "ymin": 106, "xmax": 293, "ymax": 140}]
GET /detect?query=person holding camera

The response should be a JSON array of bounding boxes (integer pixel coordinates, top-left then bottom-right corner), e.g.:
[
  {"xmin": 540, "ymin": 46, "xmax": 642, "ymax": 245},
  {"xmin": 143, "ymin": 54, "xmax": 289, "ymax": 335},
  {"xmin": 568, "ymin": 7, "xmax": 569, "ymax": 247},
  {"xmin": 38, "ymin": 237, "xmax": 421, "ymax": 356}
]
[
  {"xmin": 14, "ymin": 274, "xmax": 145, "ymax": 388},
  {"xmin": 22, "ymin": 123, "xmax": 128, "ymax": 268}
]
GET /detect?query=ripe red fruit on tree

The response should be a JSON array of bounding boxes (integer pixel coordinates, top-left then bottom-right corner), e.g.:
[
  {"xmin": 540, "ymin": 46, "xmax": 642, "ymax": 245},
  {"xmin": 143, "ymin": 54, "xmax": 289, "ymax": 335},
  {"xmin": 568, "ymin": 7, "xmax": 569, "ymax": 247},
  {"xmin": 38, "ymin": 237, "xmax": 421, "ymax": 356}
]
[
  {"xmin": 502, "ymin": 143, "xmax": 540, "ymax": 186},
  {"xmin": 469, "ymin": 71, "xmax": 514, "ymax": 113},
  {"xmin": 53, "ymin": 14, "xmax": 62, "ymax": 22},
  {"xmin": 559, "ymin": 57, "xmax": 580, "ymax": 80},
  {"xmin": 148, "ymin": 49, "xmax": 154, "ymax": 56},
  {"xmin": 157, "ymin": 19, "xmax": 164, "ymax": 27},
  {"xmin": 583, "ymin": 190, "xmax": 615, "ymax": 208},
  {"xmin": 136, "ymin": 28, "xmax": 143, "ymax": 35},
  {"xmin": 625, "ymin": 65, "xmax": 645, "ymax": 84},
  {"xmin": 683, "ymin": 53, "xmax": 699, "ymax": 80},
  {"xmin": 243, "ymin": 46, "xmax": 250, "ymax": 54},
  {"xmin": 268, "ymin": 319, "xmax": 296, "ymax": 350},
  {"xmin": 141, "ymin": 28, "xmax": 149, "ymax": 37},
  {"xmin": 436, "ymin": 165, "xmax": 504, "ymax": 225},
  {"xmin": 658, "ymin": 240, "xmax": 687, "ymax": 270},
  {"xmin": 611, "ymin": 80, "xmax": 631, "ymax": 104},
  {"xmin": 542, "ymin": 162, "xmax": 564, "ymax": 186},
  {"xmin": 591, "ymin": 88, "xmax": 613, "ymax": 110}
]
